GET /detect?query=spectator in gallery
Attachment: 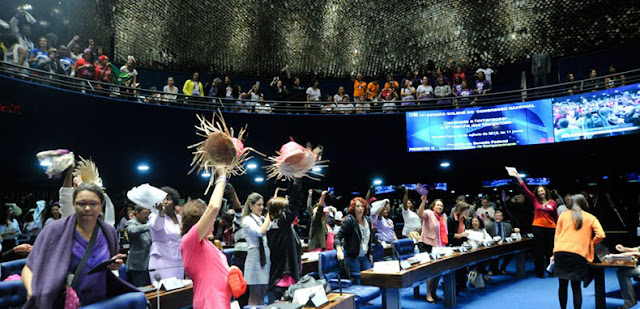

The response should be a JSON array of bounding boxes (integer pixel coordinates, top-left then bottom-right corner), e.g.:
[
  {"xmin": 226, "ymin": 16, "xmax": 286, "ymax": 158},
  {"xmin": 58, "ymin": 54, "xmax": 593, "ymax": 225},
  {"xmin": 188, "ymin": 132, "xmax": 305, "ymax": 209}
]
[
  {"xmin": 401, "ymin": 70, "xmax": 420, "ymax": 88},
  {"xmin": 74, "ymin": 50, "xmax": 95, "ymax": 82},
  {"xmin": 9, "ymin": 11, "xmax": 36, "ymax": 52},
  {"xmin": 384, "ymin": 74, "xmax": 399, "ymax": 90},
  {"xmin": 270, "ymin": 76, "xmax": 289, "ymax": 101},
  {"xmin": 416, "ymin": 76, "xmax": 434, "ymax": 101},
  {"xmin": 163, "ymin": 77, "xmax": 179, "ymax": 102},
  {"xmin": 38, "ymin": 48, "xmax": 67, "ymax": 79},
  {"xmin": 120, "ymin": 56, "xmax": 138, "ymax": 89},
  {"xmin": 434, "ymin": 77, "xmax": 452, "ymax": 104},
  {"xmin": 333, "ymin": 85, "xmax": 349, "ymax": 104},
  {"xmin": 351, "ymin": 72, "xmax": 367, "ymax": 100},
  {"xmin": 582, "ymin": 69, "xmax": 600, "ymax": 92},
  {"xmin": 306, "ymin": 79, "xmax": 322, "ymax": 107},
  {"xmin": 366, "ymin": 78, "xmax": 380, "ymax": 101},
  {"xmin": 337, "ymin": 96, "xmax": 355, "ymax": 114},
  {"xmin": 448, "ymin": 58, "xmax": 468, "ymax": 82},
  {"xmin": 237, "ymin": 92, "xmax": 252, "ymax": 113},
  {"xmin": 322, "ymin": 95, "xmax": 336, "ymax": 114},
  {"xmin": 382, "ymin": 93, "xmax": 398, "ymax": 113},
  {"xmin": 93, "ymin": 55, "xmax": 113, "ymax": 88},
  {"xmin": 434, "ymin": 67, "xmax": 449, "ymax": 86},
  {"xmin": 452, "ymin": 75, "xmax": 464, "ymax": 93},
  {"xmin": 57, "ymin": 45, "xmax": 75, "ymax": 76},
  {"xmin": 474, "ymin": 71, "xmax": 492, "ymax": 95},
  {"xmin": 476, "ymin": 63, "xmax": 495, "ymax": 84},
  {"xmin": 531, "ymin": 43, "xmax": 551, "ymax": 87},
  {"xmin": 378, "ymin": 81, "xmax": 398, "ymax": 100},
  {"xmin": 248, "ymin": 83, "xmax": 264, "ymax": 102},
  {"xmin": 207, "ymin": 77, "xmax": 224, "ymax": 98},
  {"xmin": 565, "ymin": 73, "xmax": 579, "ymax": 94},
  {"xmin": 355, "ymin": 95, "xmax": 371, "ymax": 114},
  {"xmin": 454, "ymin": 80, "xmax": 475, "ymax": 107},
  {"xmin": 29, "ymin": 36, "xmax": 49, "ymax": 68},
  {"xmin": 183, "ymin": 72, "xmax": 204, "ymax": 97},
  {"xmin": 224, "ymin": 76, "xmax": 240, "ymax": 99},
  {"xmin": 285, "ymin": 69, "xmax": 307, "ymax": 102},
  {"xmin": 400, "ymin": 79, "xmax": 416, "ymax": 107},
  {"xmin": 254, "ymin": 96, "xmax": 273, "ymax": 114},
  {"xmin": 3, "ymin": 35, "xmax": 28, "ymax": 77},
  {"xmin": 604, "ymin": 64, "xmax": 626, "ymax": 89}
]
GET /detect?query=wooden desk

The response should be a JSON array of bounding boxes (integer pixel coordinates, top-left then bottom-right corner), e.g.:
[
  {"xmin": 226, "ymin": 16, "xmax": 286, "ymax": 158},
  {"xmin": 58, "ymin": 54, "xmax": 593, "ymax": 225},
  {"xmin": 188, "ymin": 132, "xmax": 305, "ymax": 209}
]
[
  {"xmin": 590, "ymin": 259, "xmax": 637, "ymax": 309},
  {"xmin": 360, "ymin": 239, "xmax": 534, "ymax": 309},
  {"xmin": 146, "ymin": 285, "xmax": 193, "ymax": 309}
]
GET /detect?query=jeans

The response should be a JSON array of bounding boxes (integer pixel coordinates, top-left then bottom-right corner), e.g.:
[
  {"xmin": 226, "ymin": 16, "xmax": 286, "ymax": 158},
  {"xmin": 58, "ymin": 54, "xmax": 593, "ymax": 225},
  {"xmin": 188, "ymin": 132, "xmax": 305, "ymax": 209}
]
[
  {"xmin": 617, "ymin": 266, "xmax": 640, "ymax": 308},
  {"xmin": 346, "ymin": 255, "xmax": 371, "ymax": 284}
]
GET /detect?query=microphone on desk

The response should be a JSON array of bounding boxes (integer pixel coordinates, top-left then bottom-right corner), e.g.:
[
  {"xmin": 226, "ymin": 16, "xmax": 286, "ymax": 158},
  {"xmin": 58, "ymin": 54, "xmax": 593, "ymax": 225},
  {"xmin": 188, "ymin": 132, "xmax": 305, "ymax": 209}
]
[
  {"xmin": 154, "ymin": 274, "xmax": 162, "ymax": 309},
  {"xmin": 392, "ymin": 245, "xmax": 402, "ymax": 270}
]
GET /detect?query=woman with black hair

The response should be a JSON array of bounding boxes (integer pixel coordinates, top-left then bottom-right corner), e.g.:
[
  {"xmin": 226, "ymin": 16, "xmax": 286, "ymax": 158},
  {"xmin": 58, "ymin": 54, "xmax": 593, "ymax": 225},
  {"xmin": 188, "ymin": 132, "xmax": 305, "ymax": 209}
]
[
  {"xmin": 149, "ymin": 186, "xmax": 184, "ymax": 282},
  {"xmin": 0, "ymin": 203, "xmax": 22, "ymax": 251},
  {"xmin": 553, "ymin": 194, "xmax": 605, "ymax": 309},
  {"xmin": 510, "ymin": 171, "xmax": 557, "ymax": 278}
]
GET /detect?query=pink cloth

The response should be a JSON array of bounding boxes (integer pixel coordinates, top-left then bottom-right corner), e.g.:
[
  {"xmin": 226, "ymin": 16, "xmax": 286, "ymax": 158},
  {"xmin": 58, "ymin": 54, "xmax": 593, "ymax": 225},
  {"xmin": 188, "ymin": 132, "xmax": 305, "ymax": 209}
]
[
  {"xmin": 3, "ymin": 274, "xmax": 21, "ymax": 281},
  {"xmin": 326, "ymin": 227, "xmax": 335, "ymax": 250},
  {"xmin": 420, "ymin": 209, "xmax": 445, "ymax": 247},
  {"xmin": 309, "ymin": 248, "xmax": 322, "ymax": 252},
  {"xmin": 276, "ymin": 274, "xmax": 296, "ymax": 288},
  {"xmin": 181, "ymin": 225, "xmax": 231, "ymax": 309}
]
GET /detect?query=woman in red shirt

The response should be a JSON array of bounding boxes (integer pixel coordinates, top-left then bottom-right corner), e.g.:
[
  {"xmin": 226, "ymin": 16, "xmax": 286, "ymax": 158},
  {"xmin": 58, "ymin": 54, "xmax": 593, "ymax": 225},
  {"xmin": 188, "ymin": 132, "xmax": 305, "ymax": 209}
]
[{"xmin": 511, "ymin": 171, "xmax": 557, "ymax": 278}]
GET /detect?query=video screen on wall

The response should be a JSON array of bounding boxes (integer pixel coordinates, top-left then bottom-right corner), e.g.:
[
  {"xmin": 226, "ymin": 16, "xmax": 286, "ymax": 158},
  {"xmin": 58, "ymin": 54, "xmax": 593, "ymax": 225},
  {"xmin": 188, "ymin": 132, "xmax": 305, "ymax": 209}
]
[
  {"xmin": 552, "ymin": 83, "xmax": 640, "ymax": 142},
  {"xmin": 406, "ymin": 100, "xmax": 555, "ymax": 152},
  {"xmin": 482, "ymin": 177, "xmax": 551, "ymax": 188}
]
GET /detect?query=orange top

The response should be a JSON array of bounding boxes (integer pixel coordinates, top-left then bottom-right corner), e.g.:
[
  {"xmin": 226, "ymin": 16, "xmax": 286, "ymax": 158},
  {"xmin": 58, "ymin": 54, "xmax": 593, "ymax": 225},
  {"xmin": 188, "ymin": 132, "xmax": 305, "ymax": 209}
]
[
  {"xmin": 553, "ymin": 210, "xmax": 605, "ymax": 262},
  {"xmin": 354, "ymin": 80, "xmax": 367, "ymax": 98},
  {"xmin": 366, "ymin": 82, "xmax": 380, "ymax": 99}
]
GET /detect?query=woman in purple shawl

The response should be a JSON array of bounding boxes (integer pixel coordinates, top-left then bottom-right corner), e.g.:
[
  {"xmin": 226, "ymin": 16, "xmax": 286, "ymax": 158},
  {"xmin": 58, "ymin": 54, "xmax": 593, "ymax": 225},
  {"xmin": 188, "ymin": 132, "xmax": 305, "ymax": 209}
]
[{"xmin": 22, "ymin": 183, "xmax": 137, "ymax": 308}]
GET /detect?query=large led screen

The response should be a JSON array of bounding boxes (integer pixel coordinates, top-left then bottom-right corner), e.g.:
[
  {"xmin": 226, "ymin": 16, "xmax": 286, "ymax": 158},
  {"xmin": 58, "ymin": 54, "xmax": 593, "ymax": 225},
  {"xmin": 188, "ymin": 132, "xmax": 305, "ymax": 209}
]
[
  {"xmin": 552, "ymin": 83, "xmax": 640, "ymax": 142},
  {"xmin": 406, "ymin": 100, "xmax": 555, "ymax": 152}
]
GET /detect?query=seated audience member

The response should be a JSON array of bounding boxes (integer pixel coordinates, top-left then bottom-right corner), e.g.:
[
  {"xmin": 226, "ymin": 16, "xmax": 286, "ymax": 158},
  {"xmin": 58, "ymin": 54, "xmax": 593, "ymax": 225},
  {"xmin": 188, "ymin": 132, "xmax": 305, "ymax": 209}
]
[
  {"xmin": 43, "ymin": 202, "xmax": 62, "ymax": 227},
  {"xmin": 181, "ymin": 168, "xmax": 236, "ymax": 309},
  {"xmin": 366, "ymin": 78, "xmax": 380, "ymax": 101},
  {"xmin": 322, "ymin": 95, "xmax": 336, "ymax": 114},
  {"xmin": 0, "ymin": 203, "xmax": 22, "ymax": 250},
  {"xmin": 555, "ymin": 118, "xmax": 582, "ymax": 142},
  {"xmin": 337, "ymin": 96, "xmax": 355, "ymax": 114},
  {"xmin": 466, "ymin": 216, "xmax": 493, "ymax": 283},
  {"xmin": 417, "ymin": 196, "xmax": 447, "ymax": 303},
  {"xmin": 454, "ymin": 80, "xmax": 475, "ymax": 107},
  {"xmin": 582, "ymin": 69, "xmax": 600, "ymax": 92},
  {"xmin": 400, "ymin": 70, "xmax": 420, "ymax": 88},
  {"xmin": 416, "ymin": 76, "xmax": 434, "ymax": 102},
  {"xmin": 333, "ymin": 86, "xmax": 349, "ymax": 104},
  {"xmin": 452, "ymin": 75, "xmax": 464, "ymax": 93},
  {"xmin": 267, "ymin": 189, "xmax": 303, "ymax": 301},
  {"xmin": 125, "ymin": 206, "xmax": 152, "ymax": 287},
  {"xmin": 183, "ymin": 72, "xmax": 204, "ymax": 97},
  {"xmin": 309, "ymin": 191, "xmax": 330, "ymax": 252},
  {"xmin": 163, "ymin": 77, "xmax": 179, "ymax": 102},
  {"xmin": 434, "ymin": 77, "xmax": 452, "ymax": 105},
  {"xmin": 255, "ymin": 96, "xmax": 273, "ymax": 114},
  {"xmin": 604, "ymin": 64, "xmax": 626, "ymax": 88},
  {"xmin": 370, "ymin": 199, "xmax": 397, "ymax": 244},
  {"xmin": 400, "ymin": 79, "xmax": 417, "ymax": 107},
  {"xmin": 335, "ymin": 197, "xmax": 376, "ymax": 284},
  {"xmin": 237, "ymin": 92, "xmax": 252, "ymax": 113},
  {"xmin": 552, "ymin": 194, "xmax": 605, "ymax": 309},
  {"xmin": 565, "ymin": 73, "xmax": 579, "ymax": 94},
  {"xmin": 486, "ymin": 211, "xmax": 520, "ymax": 275},
  {"xmin": 474, "ymin": 71, "xmax": 492, "ymax": 96},
  {"xmin": 149, "ymin": 186, "xmax": 184, "ymax": 282},
  {"xmin": 382, "ymin": 93, "xmax": 398, "ymax": 113},
  {"xmin": 401, "ymin": 188, "xmax": 422, "ymax": 239},
  {"xmin": 22, "ymin": 183, "xmax": 135, "ymax": 308},
  {"xmin": 354, "ymin": 95, "xmax": 371, "ymax": 114},
  {"xmin": 614, "ymin": 243, "xmax": 640, "ymax": 309}
]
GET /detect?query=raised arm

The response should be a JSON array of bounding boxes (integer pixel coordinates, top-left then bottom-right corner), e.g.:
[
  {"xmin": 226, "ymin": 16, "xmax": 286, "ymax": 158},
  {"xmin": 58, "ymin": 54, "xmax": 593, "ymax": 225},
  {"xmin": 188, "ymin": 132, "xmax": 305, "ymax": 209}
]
[
  {"xmin": 59, "ymin": 164, "xmax": 75, "ymax": 218},
  {"xmin": 417, "ymin": 194, "xmax": 428, "ymax": 218},
  {"xmin": 403, "ymin": 188, "xmax": 409, "ymax": 210},
  {"xmin": 197, "ymin": 168, "xmax": 226, "ymax": 241}
]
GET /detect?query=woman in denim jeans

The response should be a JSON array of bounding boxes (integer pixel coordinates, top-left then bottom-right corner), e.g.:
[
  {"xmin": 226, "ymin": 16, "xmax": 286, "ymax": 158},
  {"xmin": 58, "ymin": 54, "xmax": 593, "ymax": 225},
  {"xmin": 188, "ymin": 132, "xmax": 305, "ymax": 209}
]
[{"xmin": 335, "ymin": 197, "xmax": 376, "ymax": 284}]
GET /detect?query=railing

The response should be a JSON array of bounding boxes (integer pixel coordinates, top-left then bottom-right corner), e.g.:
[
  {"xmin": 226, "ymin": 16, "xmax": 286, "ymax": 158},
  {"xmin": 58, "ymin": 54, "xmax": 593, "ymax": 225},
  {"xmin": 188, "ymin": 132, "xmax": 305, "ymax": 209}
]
[{"xmin": 2, "ymin": 61, "xmax": 640, "ymax": 114}]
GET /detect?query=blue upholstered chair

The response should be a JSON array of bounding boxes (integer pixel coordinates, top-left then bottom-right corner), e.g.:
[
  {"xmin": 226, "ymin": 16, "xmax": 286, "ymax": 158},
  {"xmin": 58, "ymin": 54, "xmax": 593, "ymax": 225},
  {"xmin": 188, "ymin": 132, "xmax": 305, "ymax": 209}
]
[
  {"xmin": 79, "ymin": 292, "xmax": 147, "ymax": 309},
  {"xmin": 0, "ymin": 279, "xmax": 27, "ymax": 308},
  {"xmin": 222, "ymin": 248, "xmax": 235, "ymax": 265},
  {"xmin": 392, "ymin": 238, "xmax": 416, "ymax": 260},
  {"xmin": 0, "ymin": 258, "xmax": 26, "ymax": 280},
  {"xmin": 318, "ymin": 250, "xmax": 380, "ymax": 307},
  {"xmin": 371, "ymin": 242, "xmax": 385, "ymax": 263}
]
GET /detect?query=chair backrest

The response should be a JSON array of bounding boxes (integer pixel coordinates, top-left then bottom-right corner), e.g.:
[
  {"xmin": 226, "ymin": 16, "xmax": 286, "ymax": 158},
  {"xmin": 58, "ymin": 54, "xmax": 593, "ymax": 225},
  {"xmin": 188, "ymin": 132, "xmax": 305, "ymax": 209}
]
[
  {"xmin": 392, "ymin": 239, "xmax": 416, "ymax": 260},
  {"xmin": 318, "ymin": 250, "xmax": 340, "ymax": 282},
  {"xmin": 0, "ymin": 259, "xmax": 26, "ymax": 280},
  {"xmin": 0, "ymin": 280, "xmax": 27, "ymax": 308},
  {"xmin": 222, "ymin": 248, "xmax": 235, "ymax": 265},
  {"xmin": 79, "ymin": 292, "xmax": 147, "ymax": 309},
  {"xmin": 118, "ymin": 264, "xmax": 128, "ymax": 283},
  {"xmin": 371, "ymin": 242, "xmax": 384, "ymax": 262}
]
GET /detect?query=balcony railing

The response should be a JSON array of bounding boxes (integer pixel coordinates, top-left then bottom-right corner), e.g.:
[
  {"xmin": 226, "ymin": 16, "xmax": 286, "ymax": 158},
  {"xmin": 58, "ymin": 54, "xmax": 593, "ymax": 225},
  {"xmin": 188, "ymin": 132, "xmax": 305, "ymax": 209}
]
[{"xmin": 2, "ymin": 61, "xmax": 639, "ymax": 114}]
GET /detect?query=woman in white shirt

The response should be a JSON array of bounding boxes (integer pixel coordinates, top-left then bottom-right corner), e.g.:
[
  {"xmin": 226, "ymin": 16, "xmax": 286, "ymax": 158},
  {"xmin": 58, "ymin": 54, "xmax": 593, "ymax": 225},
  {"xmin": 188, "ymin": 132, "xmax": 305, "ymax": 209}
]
[
  {"xmin": 242, "ymin": 193, "xmax": 271, "ymax": 306},
  {"xmin": 466, "ymin": 216, "xmax": 493, "ymax": 283},
  {"xmin": 401, "ymin": 79, "xmax": 416, "ymax": 107},
  {"xmin": 0, "ymin": 203, "xmax": 22, "ymax": 249},
  {"xmin": 416, "ymin": 76, "xmax": 434, "ymax": 102},
  {"xmin": 162, "ymin": 77, "xmax": 179, "ymax": 102},
  {"xmin": 402, "ymin": 188, "xmax": 422, "ymax": 239},
  {"xmin": 306, "ymin": 80, "xmax": 322, "ymax": 111}
]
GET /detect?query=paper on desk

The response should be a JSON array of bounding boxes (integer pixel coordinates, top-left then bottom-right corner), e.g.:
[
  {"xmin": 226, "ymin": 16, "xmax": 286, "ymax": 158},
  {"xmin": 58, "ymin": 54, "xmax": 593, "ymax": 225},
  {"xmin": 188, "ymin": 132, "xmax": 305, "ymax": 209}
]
[
  {"xmin": 505, "ymin": 166, "xmax": 519, "ymax": 177},
  {"xmin": 301, "ymin": 252, "xmax": 319, "ymax": 261},
  {"xmin": 373, "ymin": 261, "xmax": 401, "ymax": 273},
  {"xmin": 431, "ymin": 247, "xmax": 454, "ymax": 256},
  {"xmin": 466, "ymin": 230, "xmax": 485, "ymax": 242}
]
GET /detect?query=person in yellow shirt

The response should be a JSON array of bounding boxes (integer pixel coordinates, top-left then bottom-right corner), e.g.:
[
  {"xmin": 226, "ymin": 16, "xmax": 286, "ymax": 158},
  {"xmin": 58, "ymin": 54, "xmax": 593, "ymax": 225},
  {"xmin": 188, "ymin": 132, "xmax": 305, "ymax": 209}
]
[
  {"xmin": 552, "ymin": 194, "xmax": 605, "ymax": 309},
  {"xmin": 366, "ymin": 78, "xmax": 380, "ymax": 101},
  {"xmin": 351, "ymin": 72, "xmax": 367, "ymax": 99},
  {"xmin": 183, "ymin": 72, "xmax": 204, "ymax": 97}
]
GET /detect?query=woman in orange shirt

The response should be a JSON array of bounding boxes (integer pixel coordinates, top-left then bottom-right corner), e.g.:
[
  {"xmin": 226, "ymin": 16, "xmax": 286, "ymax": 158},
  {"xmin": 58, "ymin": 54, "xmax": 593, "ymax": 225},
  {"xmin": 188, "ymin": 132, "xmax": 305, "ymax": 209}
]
[
  {"xmin": 552, "ymin": 194, "xmax": 605, "ymax": 309},
  {"xmin": 511, "ymin": 171, "xmax": 557, "ymax": 278}
]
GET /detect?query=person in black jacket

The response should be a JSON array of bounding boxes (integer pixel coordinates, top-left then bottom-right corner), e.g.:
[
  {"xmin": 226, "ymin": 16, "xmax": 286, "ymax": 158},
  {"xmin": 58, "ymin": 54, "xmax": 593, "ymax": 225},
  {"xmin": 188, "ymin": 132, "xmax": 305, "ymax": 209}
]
[
  {"xmin": 266, "ymin": 179, "xmax": 303, "ymax": 302},
  {"xmin": 335, "ymin": 197, "xmax": 377, "ymax": 284}
]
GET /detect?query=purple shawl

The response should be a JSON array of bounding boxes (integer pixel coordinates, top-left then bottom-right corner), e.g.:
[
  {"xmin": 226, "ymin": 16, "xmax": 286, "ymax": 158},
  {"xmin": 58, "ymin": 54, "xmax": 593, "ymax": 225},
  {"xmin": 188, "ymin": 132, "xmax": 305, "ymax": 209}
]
[{"xmin": 24, "ymin": 214, "xmax": 137, "ymax": 309}]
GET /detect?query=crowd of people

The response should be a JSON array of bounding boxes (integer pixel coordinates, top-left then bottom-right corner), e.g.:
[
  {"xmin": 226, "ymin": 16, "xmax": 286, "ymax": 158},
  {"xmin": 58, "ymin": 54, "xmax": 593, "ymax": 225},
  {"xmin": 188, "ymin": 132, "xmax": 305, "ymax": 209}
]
[{"xmin": 3, "ymin": 162, "xmax": 638, "ymax": 309}]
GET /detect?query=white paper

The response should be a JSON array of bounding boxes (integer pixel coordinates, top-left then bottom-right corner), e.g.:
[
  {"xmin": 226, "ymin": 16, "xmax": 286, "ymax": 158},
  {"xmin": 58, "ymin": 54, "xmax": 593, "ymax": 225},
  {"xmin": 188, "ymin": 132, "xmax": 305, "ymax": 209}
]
[
  {"xmin": 373, "ymin": 261, "xmax": 401, "ymax": 273},
  {"xmin": 466, "ymin": 230, "xmax": 485, "ymax": 242},
  {"xmin": 505, "ymin": 166, "xmax": 519, "ymax": 177},
  {"xmin": 301, "ymin": 252, "xmax": 319, "ymax": 262},
  {"xmin": 431, "ymin": 247, "xmax": 454, "ymax": 256},
  {"xmin": 126, "ymin": 184, "xmax": 167, "ymax": 212},
  {"xmin": 292, "ymin": 285, "xmax": 325, "ymax": 305},
  {"xmin": 230, "ymin": 301, "xmax": 240, "ymax": 309},
  {"xmin": 413, "ymin": 252, "xmax": 432, "ymax": 263}
]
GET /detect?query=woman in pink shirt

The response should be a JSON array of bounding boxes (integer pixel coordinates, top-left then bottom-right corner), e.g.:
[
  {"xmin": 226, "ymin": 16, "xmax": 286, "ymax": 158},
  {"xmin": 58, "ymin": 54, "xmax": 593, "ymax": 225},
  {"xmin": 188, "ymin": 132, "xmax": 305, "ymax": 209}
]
[
  {"xmin": 180, "ymin": 168, "xmax": 234, "ymax": 309},
  {"xmin": 417, "ymin": 195, "xmax": 448, "ymax": 303}
]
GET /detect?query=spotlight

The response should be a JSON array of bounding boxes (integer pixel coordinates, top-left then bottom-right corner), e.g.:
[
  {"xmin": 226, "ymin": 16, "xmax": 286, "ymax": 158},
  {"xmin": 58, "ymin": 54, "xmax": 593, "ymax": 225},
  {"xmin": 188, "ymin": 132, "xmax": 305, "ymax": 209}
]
[
  {"xmin": 254, "ymin": 177, "xmax": 264, "ymax": 183},
  {"xmin": 451, "ymin": 190, "xmax": 456, "ymax": 194},
  {"xmin": 519, "ymin": 173, "xmax": 527, "ymax": 177},
  {"xmin": 372, "ymin": 178, "xmax": 383, "ymax": 186},
  {"xmin": 440, "ymin": 162, "xmax": 451, "ymax": 168},
  {"xmin": 201, "ymin": 172, "xmax": 211, "ymax": 178},
  {"xmin": 247, "ymin": 163, "xmax": 258, "ymax": 170},
  {"xmin": 137, "ymin": 164, "xmax": 150, "ymax": 172},
  {"xmin": 312, "ymin": 167, "xmax": 322, "ymax": 172}
]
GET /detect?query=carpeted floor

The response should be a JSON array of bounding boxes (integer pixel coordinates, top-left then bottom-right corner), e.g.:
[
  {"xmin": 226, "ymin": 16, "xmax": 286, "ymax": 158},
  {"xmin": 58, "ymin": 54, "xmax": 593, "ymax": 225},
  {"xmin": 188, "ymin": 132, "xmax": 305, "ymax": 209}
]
[{"xmin": 358, "ymin": 260, "xmax": 637, "ymax": 309}]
